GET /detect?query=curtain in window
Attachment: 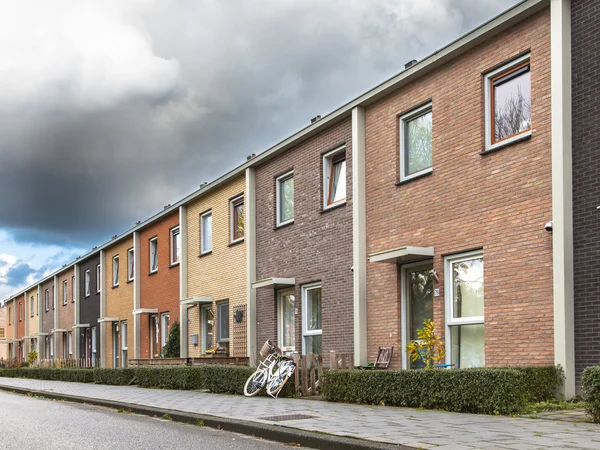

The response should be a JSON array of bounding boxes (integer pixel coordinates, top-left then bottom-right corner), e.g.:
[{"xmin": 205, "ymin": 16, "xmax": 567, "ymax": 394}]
[{"xmin": 329, "ymin": 159, "xmax": 346, "ymax": 203}]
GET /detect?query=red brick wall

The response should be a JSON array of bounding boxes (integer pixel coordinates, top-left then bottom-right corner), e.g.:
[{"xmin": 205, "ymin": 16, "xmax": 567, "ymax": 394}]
[
  {"xmin": 139, "ymin": 211, "xmax": 180, "ymax": 358},
  {"xmin": 255, "ymin": 118, "xmax": 354, "ymax": 356},
  {"xmin": 16, "ymin": 294, "xmax": 25, "ymax": 339},
  {"xmin": 365, "ymin": 10, "xmax": 552, "ymax": 368}
]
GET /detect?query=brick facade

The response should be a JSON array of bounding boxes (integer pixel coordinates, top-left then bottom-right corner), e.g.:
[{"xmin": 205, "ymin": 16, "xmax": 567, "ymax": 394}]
[
  {"xmin": 56, "ymin": 267, "xmax": 75, "ymax": 359},
  {"xmin": 186, "ymin": 175, "xmax": 247, "ymax": 358},
  {"xmin": 572, "ymin": 0, "xmax": 600, "ymax": 388},
  {"xmin": 5, "ymin": 299, "xmax": 14, "ymax": 360},
  {"xmin": 15, "ymin": 294, "xmax": 25, "ymax": 364},
  {"xmin": 0, "ymin": 303, "xmax": 6, "ymax": 360},
  {"xmin": 25, "ymin": 287, "xmax": 38, "ymax": 359},
  {"xmin": 79, "ymin": 254, "xmax": 101, "ymax": 363},
  {"xmin": 41, "ymin": 278, "xmax": 55, "ymax": 360},
  {"xmin": 139, "ymin": 211, "xmax": 180, "ymax": 358},
  {"xmin": 104, "ymin": 236, "xmax": 134, "ymax": 367},
  {"xmin": 255, "ymin": 118, "xmax": 354, "ymax": 357},
  {"xmin": 365, "ymin": 10, "xmax": 553, "ymax": 369}
]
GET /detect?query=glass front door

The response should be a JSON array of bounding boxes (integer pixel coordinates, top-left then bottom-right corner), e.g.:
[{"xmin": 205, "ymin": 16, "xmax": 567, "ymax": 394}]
[
  {"xmin": 278, "ymin": 289, "xmax": 295, "ymax": 354},
  {"xmin": 202, "ymin": 305, "xmax": 214, "ymax": 354}
]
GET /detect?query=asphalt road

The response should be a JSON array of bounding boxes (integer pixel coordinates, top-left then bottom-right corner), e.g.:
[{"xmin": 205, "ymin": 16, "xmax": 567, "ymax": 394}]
[{"xmin": 0, "ymin": 390, "xmax": 309, "ymax": 449}]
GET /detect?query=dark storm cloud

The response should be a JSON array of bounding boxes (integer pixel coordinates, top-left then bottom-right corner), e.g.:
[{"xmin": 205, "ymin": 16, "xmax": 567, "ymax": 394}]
[{"xmin": 0, "ymin": 0, "xmax": 519, "ymax": 249}]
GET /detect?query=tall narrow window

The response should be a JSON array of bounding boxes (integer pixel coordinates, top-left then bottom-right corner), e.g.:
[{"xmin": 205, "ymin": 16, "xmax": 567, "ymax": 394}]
[
  {"xmin": 96, "ymin": 264, "xmax": 101, "ymax": 293},
  {"xmin": 112, "ymin": 256, "xmax": 119, "ymax": 287},
  {"xmin": 68, "ymin": 332, "xmax": 73, "ymax": 358},
  {"xmin": 63, "ymin": 280, "xmax": 68, "ymax": 305},
  {"xmin": 170, "ymin": 227, "xmax": 181, "ymax": 265},
  {"xmin": 84, "ymin": 270, "xmax": 91, "ymax": 297},
  {"xmin": 445, "ymin": 250, "xmax": 484, "ymax": 368},
  {"xmin": 323, "ymin": 147, "xmax": 346, "ymax": 207},
  {"xmin": 149, "ymin": 237, "xmax": 158, "ymax": 273},
  {"xmin": 45, "ymin": 290, "xmax": 50, "ymax": 311},
  {"xmin": 160, "ymin": 314, "xmax": 170, "ymax": 348},
  {"xmin": 30, "ymin": 296, "xmax": 34, "ymax": 317},
  {"xmin": 217, "ymin": 301, "xmax": 229, "ymax": 352},
  {"xmin": 49, "ymin": 336, "xmax": 54, "ymax": 358},
  {"xmin": 230, "ymin": 195, "xmax": 245, "ymax": 243},
  {"xmin": 302, "ymin": 283, "xmax": 322, "ymax": 355},
  {"xmin": 72, "ymin": 276, "xmax": 76, "ymax": 302},
  {"xmin": 52, "ymin": 286, "xmax": 55, "ymax": 309},
  {"xmin": 19, "ymin": 302, "xmax": 22, "ymax": 321},
  {"xmin": 278, "ymin": 290, "xmax": 295, "ymax": 354},
  {"xmin": 121, "ymin": 322, "xmax": 128, "ymax": 368},
  {"xmin": 8, "ymin": 307, "xmax": 11, "ymax": 325},
  {"xmin": 0, "ymin": 328, "xmax": 4, "ymax": 338},
  {"xmin": 127, "ymin": 248, "xmax": 134, "ymax": 281},
  {"xmin": 200, "ymin": 211, "xmax": 212, "ymax": 255},
  {"xmin": 485, "ymin": 54, "xmax": 531, "ymax": 151},
  {"xmin": 400, "ymin": 103, "xmax": 432, "ymax": 182},
  {"xmin": 276, "ymin": 171, "xmax": 294, "ymax": 226}
]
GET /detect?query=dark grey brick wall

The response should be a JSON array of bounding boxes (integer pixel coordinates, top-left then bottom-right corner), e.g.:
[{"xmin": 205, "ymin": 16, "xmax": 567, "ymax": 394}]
[
  {"xmin": 79, "ymin": 253, "xmax": 101, "ymax": 360},
  {"xmin": 572, "ymin": 0, "xmax": 600, "ymax": 389}
]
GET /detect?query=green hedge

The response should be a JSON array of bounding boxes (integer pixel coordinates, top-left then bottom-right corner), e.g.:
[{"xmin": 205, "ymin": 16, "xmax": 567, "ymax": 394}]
[
  {"xmin": 93, "ymin": 368, "xmax": 137, "ymax": 386},
  {"xmin": 0, "ymin": 368, "xmax": 95, "ymax": 383},
  {"xmin": 582, "ymin": 366, "xmax": 600, "ymax": 423},
  {"xmin": 507, "ymin": 366, "xmax": 564, "ymax": 402},
  {"xmin": 135, "ymin": 367, "xmax": 205, "ymax": 390},
  {"xmin": 323, "ymin": 368, "xmax": 528, "ymax": 415}
]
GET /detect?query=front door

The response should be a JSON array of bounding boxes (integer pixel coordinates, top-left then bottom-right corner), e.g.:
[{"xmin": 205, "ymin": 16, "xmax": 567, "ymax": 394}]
[
  {"xmin": 113, "ymin": 323, "xmax": 120, "ymax": 368},
  {"xmin": 201, "ymin": 305, "xmax": 214, "ymax": 354},
  {"xmin": 150, "ymin": 315, "xmax": 158, "ymax": 358},
  {"xmin": 278, "ymin": 289, "xmax": 295, "ymax": 354},
  {"xmin": 85, "ymin": 329, "xmax": 91, "ymax": 364},
  {"xmin": 401, "ymin": 262, "xmax": 434, "ymax": 369}
]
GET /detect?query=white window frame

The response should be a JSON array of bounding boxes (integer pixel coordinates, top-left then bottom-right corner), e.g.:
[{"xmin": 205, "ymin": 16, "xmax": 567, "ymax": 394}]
[
  {"xmin": 200, "ymin": 211, "xmax": 213, "ymax": 255},
  {"xmin": 149, "ymin": 237, "xmax": 158, "ymax": 273},
  {"xmin": 96, "ymin": 264, "xmax": 101, "ymax": 293},
  {"xmin": 127, "ymin": 248, "xmax": 134, "ymax": 281},
  {"xmin": 322, "ymin": 145, "xmax": 347, "ymax": 209},
  {"xmin": 49, "ymin": 336, "xmax": 54, "ymax": 358},
  {"xmin": 484, "ymin": 53, "xmax": 531, "ymax": 151},
  {"xmin": 170, "ymin": 226, "xmax": 181, "ymax": 265},
  {"xmin": 301, "ymin": 282, "xmax": 322, "ymax": 355},
  {"xmin": 217, "ymin": 301, "xmax": 230, "ymax": 343},
  {"xmin": 160, "ymin": 314, "xmax": 170, "ymax": 348},
  {"xmin": 68, "ymin": 332, "xmax": 73, "ymax": 357},
  {"xmin": 276, "ymin": 171, "xmax": 294, "ymax": 226},
  {"xmin": 112, "ymin": 256, "xmax": 119, "ymax": 287},
  {"xmin": 277, "ymin": 289, "xmax": 296, "ymax": 353},
  {"xmin": 121, "ymin": 322, "xmax": 128, "ymax": 351},
  {"xmin": 30, "ymin": 296, "xmax": 34, "ymax": 317},
  {"xmin": 45, "ymin": 289, "xmax": 50, "ymax": 311},
  {"xmin": 72, "ymin": 276, "xmax": 76, "ymax": 303},
  {"xmin": 230, "ymin": 195, "xmax": 245, "ymax": 244},
  {"xmin": 444, "ymin": 249, "xmax": 484, "ymax": 366},
  {"xmin": 63, "ymin": 280, "xmax": 68, "ymax": 305},
  {"xmin": 399, "ymin": 102, "xmax": 433, "ymax": 182},
  {"xmin": 84, "ymin": 270, "xmax": 91, "ymax": 297}
]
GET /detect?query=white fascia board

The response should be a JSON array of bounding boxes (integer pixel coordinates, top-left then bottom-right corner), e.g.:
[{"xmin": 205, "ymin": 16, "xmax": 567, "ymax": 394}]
[
  {"xmin": 98, "ymin": 317, "xmax": 120, "ymax": 323},
  {"xmin": 251, "ymin": 278, "xmax": 296, "ymax": 289},
  {"xmin": 369, "ymin": 246, "xmax": 435, "ymax": 264},
  {"xmin": 180, "ymin": 296, "xmax": 213, "ymax": 306},
  {"xmin": 132, "ymin": 308, "xmax": 159, "ymax": 316}
]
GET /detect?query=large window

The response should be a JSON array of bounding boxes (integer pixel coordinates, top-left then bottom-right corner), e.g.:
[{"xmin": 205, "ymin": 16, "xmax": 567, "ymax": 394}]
[
  {"xmin": 444, "ymin": 250, "xmax": 484, "ymax": 368},
  {"xmin": 399, "ymin": 102, "xmax": 432, "ymax": 182},
  {"xmin": 201, "ymin": 211, "xmax": 213, "ymax": 255},
  {"xmin": 302, "ymin": 283, "xmax": 322, "ymax": 355},
  {"xmin": 278, "ymin": 290, "xmax": 295, "ymax": 354},
  {"xmin": 85, "ymin": 270, "xmax": 91, "ymax": 297},
  {"xmin": 276, "ymin": 171, "xmax": 294, "ymax": 226},
  {"xmin": 96, "ymin": 264, "xmax": 101, "ymax": 293},
  {"xmin": 63, "ymin": 280, "xmax": 68, "ymax": 305},
  {"xmin": 485, "ymin": 54, "xmax": 531, "ymax": 151},
  {"xmin": 217, "ymin": 301, "xmax": 229, "ymax": 345},
  {"xmin": 127, "ymin": 248, "xmax": 134, "ymax": 281},
  {"xmin": 230, "ymin": 195, "xmax": 245, "ymax": 243},
  {"xmin": 149, "ymin": 237, "xmax": 158, "ymax": 273},
  {"xmin": 323, "ymin": 147, "xmax": 346, "ymax": 208},
  {"xmin": 170, "ymin": 227, "xmax": 181, "ymax": 265},
  {"xmin": 113, "ymin": 256, "xmax": 119, "ymax": 287}
]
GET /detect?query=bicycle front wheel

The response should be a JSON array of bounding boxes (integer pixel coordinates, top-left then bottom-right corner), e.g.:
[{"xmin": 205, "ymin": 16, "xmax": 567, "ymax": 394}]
[
  {"xmin": 244, "ymin": 370, "xmax": 266, "ymax": 397},
  {"xmin": 266, "ymin": 373, "xmax": 290, "ymax": 397}
]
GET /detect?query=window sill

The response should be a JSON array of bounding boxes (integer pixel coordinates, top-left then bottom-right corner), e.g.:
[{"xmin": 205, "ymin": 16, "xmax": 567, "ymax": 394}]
[
  {"xmin": 228, "ymin": 238, "xmax": 244, "ymax": 248},
  {"xmin": 169, "ymin": 262, "xmax": 180, "ymax": 269},
  {"xmin": 481, "ymin": 133, "xmax": 531, "ymax": 155},
  {"xmin": 320, "ymin": 201, "xmax": 346, "ymax": 214},
  {"xmin": 395, "ymin": 170, "xmax": 432, "ymax": 186},
  {"xmin": 112, "ymin": 285, "xmax": 119, "ymax": 289},
  {"xmin": 148, "ymin": 271, "xmax": 158, "ymax": 277},
  {"xmin": 274, "ymin": 220, "xmax": 294, "ymax": 231},
  {"xmin": 199, "ymin": 251, "xmax": 213, "ymax": 258},
  {"xmin": 127, "ymin": 279, "xmax": 134, "ymax": 284}
]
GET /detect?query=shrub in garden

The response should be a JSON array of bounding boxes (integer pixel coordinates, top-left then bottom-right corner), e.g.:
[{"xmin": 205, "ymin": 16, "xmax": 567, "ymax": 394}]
[
  {"xmin": 582, "ymin": 366, "xmax": 600, "ymax": 423},
  {"xmin": 162, "ymin": 322, "xmax": 181, "ymax": 358}
]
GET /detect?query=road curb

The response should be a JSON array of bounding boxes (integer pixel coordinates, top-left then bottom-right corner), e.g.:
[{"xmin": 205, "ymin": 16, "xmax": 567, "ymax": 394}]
[{"xmin": 0, "ymin": 384, "xmax": 409, "ymax": 450}]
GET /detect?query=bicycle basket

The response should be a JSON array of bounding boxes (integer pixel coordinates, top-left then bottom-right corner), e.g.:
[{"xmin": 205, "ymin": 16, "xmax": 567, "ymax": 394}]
[{"xmin": 259, "ymin": 340, "xmax": 274, "ymax": 358}]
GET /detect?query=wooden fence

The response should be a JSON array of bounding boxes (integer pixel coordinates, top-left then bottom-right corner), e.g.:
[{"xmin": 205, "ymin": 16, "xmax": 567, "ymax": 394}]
[
  {"xmin": 128, "ymin": 356, "xmax": 249, "ymax": 367},
  {"xmin": 291, "ymin": 352, "xmax": 354, "ymax": 397},
  {"xmin": 39, "ymin": 358, "xmax": 99, "ymax": 369}
]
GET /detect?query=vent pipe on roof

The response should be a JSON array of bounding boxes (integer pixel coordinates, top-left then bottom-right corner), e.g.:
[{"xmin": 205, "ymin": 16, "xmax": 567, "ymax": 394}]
[
  {"xmin": 311, "ymin": 115, "xmax": 321, "ymax": 124},
  {"xmin": 163, "ymin": 204, "xmax": 171, "ymax": 210},
  {"xmin": 405, "ymin": 59, "xmax": 418, "ymax": 69},
  {"xmin": 247, "ymin": 153, "xmax": 256, "ymax": 161}
]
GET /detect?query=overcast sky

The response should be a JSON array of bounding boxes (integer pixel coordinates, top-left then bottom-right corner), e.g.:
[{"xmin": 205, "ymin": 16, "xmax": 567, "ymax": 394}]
[{"xmin": 0, "ymin": 0, "xmax": 519, "ymax": 301}]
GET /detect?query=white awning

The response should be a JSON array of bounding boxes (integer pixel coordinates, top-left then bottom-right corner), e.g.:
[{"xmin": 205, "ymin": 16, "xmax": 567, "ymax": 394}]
[
  {"xmin": 98, "ymin": 317, "xmax": 119, "ymax": 323},
  {"xmin": 71, "ymin": 324, "xmax": 89, "ymax": 329},
  {"xmin": 132, "ymin": 308, "xmax": 158, "ymax": 316},
  {"xmin": 180, "ymin": 296, "xmax": 213, "ymax": 306},
  {"xmin": 368, "ymin": 246, "xmax": 434, "ymax": 264},
  {"xmin": 51, "ymin": 329, "xmax": 68, "ymax": 334},
  {"xmin": 251, "ymin": 278, "xmax": 295, "ymax": 289}
]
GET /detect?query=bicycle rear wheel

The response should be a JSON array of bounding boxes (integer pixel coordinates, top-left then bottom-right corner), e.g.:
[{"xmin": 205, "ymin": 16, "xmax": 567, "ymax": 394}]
[
  {"xmin": 266, "ymin": 373, "xmax": 290, "ymax": 397},
  {"xmin": 244, "ymin": 370, "xmax": 266, "ymax": 397}
]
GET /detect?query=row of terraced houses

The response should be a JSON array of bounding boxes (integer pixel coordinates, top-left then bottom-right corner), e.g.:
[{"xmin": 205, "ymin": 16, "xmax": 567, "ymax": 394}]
[{"xmin": 0, "ymin": 0, "xmax": 597, "ymax": 397}]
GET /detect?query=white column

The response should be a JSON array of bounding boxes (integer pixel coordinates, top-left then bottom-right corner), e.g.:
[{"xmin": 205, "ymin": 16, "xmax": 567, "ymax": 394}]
[
  {"xmin": 73, "ymin": 264, "xmax": 81, "ymax": 360},
  {"xmin": 99, "ymin": 250, "xmax": 107, "ymax": 368},
  {"xmin": 37, "ymin": 285, "xmax": 43, "ymax": 358},
  {"xmin": 551, "ymin": 0, "xmax": 575, "ymax": 398},
  {"xmin": 53, "ymin": 276, "xmax": 59, "ymax": 358},
  {"xmin": 245, "ymin": 167, "xmax": 257, "ymax": 367},
  {"xmin": 179, "ymin": 205, "xmax": 189, "ymax": 358},
  {"xmin": 352, "ymin": 106, "xmax": 368, "ymax": 366},
  {"xmin": 133, "ymin": 231, "xmax": 141, "ymax": 359}
]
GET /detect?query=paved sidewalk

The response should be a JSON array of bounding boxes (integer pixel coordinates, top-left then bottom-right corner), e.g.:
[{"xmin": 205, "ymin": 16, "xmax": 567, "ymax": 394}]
[{"xmin": 1, "ymin": 377, "xmax": 600, "ymax": 450}]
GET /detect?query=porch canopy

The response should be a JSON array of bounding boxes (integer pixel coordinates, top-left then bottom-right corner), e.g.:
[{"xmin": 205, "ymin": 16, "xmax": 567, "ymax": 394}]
[
  {"xmin": 180, "ymin": 296, "xmax": 213, "ymax": 306},
  {"xmin": 71, "ymin": 324, "xmax": 89, "ymax": 329},
  {"xmin": 368, "ymin": 246, "xmax": 434, "ymax": 265},
  {"xmin": 98, "ymin": 317, "xmax": 119, "ymax": 323},
  {"xmin": 132, "ymin": 308, "xmax": 158, "ymax": 316},
  {"xmin": 251, "ymin": 277, "xmax": 295, "ymax": 290},
  {"xmin": 51, "ymin": 329, "xmax": 68, "ymax": 334}
]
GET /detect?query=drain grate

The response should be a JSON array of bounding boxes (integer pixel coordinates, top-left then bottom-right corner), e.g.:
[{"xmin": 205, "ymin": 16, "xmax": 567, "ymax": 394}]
[{"xmin": 260, "ymin": 414, "xmax": 316, "ymax": 422}]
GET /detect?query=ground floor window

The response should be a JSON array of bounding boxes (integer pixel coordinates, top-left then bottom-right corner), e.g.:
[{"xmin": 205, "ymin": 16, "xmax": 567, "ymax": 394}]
[
  {"xmin": 121, "ymin": 322, "xmax": 128, "ymax": 368},
  {"xmin": 150, "ymin": 315, "xmax": 159, "ymax": 358},
  {"xmin": 302, "ymin": 283, "xmax": 322, "ymax": 355},
  {"xmin": 444, "ymin": 250, "xmax": 484, "ymax": 368},
  {"xmin": 67, "ymin": 333, "xmax": 72, "ymax": 359},
  {"xmin": 161, "ymin": 313, "xmax": 170, "ymax": 349},
  {"xmin": 278, "ymin": 289, "xmax": 295, "ymax": 354},
  {"xmin": 91, "ymin": 327, "xmax": 97, "ymax": 367},
  {"xmin": 217, "ymin": 301, "xmax": 229, "ymax": 355}
]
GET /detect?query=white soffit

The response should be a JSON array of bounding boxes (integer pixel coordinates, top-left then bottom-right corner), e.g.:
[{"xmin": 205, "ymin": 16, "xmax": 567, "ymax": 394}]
[
  {"xmin": 368, "ymin": 246, "xmax": 434, "ymax": 264},
  {"xmin": 251, "ymin": 278, "xmax": 296, "ymax": 290}
]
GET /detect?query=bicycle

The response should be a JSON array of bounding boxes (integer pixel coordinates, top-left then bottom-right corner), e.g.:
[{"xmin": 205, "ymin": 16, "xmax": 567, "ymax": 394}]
[{"xmin": 244, "ymin": 340, "xmax": 296, "ymax": 398}]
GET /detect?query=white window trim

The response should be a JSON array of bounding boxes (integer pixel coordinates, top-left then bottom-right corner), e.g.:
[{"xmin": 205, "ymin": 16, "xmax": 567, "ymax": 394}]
[
  {"xmin": 484, "ymin": 53, "xmax": 531, "ymax": 151},
  {"xmin": 63, "ymin": 280, "xmax": 68, "ymax": 305},
  {"xmin": 277, "ymin": 289, "xmax": 296, "ymax": 353},
  {"xmin": 149, "ymin": 237, "xmax": 159, "ymax": 273},
  {"xmin": 127, "ymin": 248, "xmax": 135, "ymax": 281},
  {"xmin": 399, "ymin": 102, "xmax": 433, "ymax": 182},
  {"xmin": 45, "ymin": 290, "xmax": 50, "ymax": 311},
  {"xmin": 200, "ymin": 211, "xmax": 213, "ymax": 255},
  {"xmin": 217, "ymin": 301, "xmax": 230, "ymax": 342},
  {"xmin": 170, "ymin": 226, "xmax": 181, "ymax": 265},
  {"xmin": 112, "ymin": 255, "xmax": 119, "ymax": 287},
  {"xmin": 229, "ymin": 195, "xmax": 245, "ymax": 244},
  {"xmin": 85, "ymin": 270, "xmax": 91, "ymax": 297},
  {"xmin": 322, "ymin": 145, "xmax": 347, "ymax": 210},
  {"xmin": 301, "ymin": 282, "xmax": 322, "ymax": 355},
  {"xmin": 276, "ymin": 171, "xmax": 294, "ymax": 227},
  {"xmin": 121, "ymin": 322, "xmax": 128, "ymax": 350},
  {"xmin": 444, "ymin": 249, "xmax": 484, "ymax": 365},
  {"xmin": 96, "ymin": 264, "xmax": 101, "ymax": 294}
]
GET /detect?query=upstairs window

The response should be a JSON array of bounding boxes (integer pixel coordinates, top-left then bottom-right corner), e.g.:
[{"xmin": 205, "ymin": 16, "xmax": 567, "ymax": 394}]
[
  {"xmin": 170, "ymin": 227, "xmax": 181, "ymax": 265},
  {"xmin": 19, "ymin": 302, "xmax": 22, "ymax": 321},
  {"xmin": 96, "ymin": 264, "xmax": 101, "ymax": 293},
  {"xmin": 84, "ymin": 270, "xmax": 91, "ymax": 297},
  {"xmin": 30, "ymin": 296, "xmax": 34, "ymax": 317},
  {"xmin": 149, "ymin": 237, "xmax": 158, "ymax": 273},
  {"xmin": 399, "ymin": 102, "xmax": 432, "ymax": 182},
  {"xmin": 485, "ymin": 54, "xmax": 531, "ymax": 151},
  {"xmin": 72, "ymin": 276, "xmax": 76, "ymax": 302},
  {"xmin": 63, "ymin": 280, "xmax": 68, "ymax": 305},
  {"xmin": 8, "ymin": 307, "xmax": 11, "ymax": 325},
  {"xmin": 45, "ymin": 290, "xmax": 50, "ymax": 311},
  {"xmin": 276, "ymin": 171, "xmax": 294, "ymax": 226},
  {"xmin": 230, "ymin": 195, "xmax": 244, "ymax": 243},
  {"xmin": 201, "ymin": 211, "xmax": 213, "ymax": 255},
  {"xmin": 127, "ymin": 248, "xmax": 135, "ymax": 281},
  {"xmin": 323, "ymin": 147, "xmax": 346, "ymax": 208},
  {"xmin": 113, "ymin": 256, "xmax": 119, "ymax": 287}
]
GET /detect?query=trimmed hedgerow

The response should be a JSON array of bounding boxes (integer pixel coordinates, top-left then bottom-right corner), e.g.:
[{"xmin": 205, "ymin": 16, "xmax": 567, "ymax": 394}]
[
  {"xmin": 582, "ymin": 366, "xmax": 600, "ymax": 423},
  {"xmin": 203, "ymin": 365, "xmax": 254, "ymax": 394},
  {"xmin": 93, "ymin": 368, "xmax": 137, "ymax": 386},
  {"xmin": 323, "ymin": 368, "xmax": 528, "ymax": 415},
  {"xmin": 135, "ymin": 367, "xmax": 205, "ymax": 390},
  {"xmin": 0, "ymin": 368, "xmax": 94, "ymax": 383},
  {"xmin": 506, "ymin": 366, "xmax": 564, "ymax": 402}
]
